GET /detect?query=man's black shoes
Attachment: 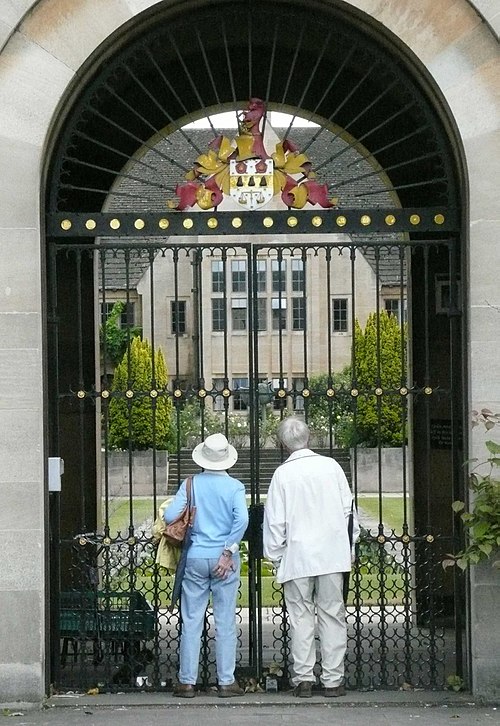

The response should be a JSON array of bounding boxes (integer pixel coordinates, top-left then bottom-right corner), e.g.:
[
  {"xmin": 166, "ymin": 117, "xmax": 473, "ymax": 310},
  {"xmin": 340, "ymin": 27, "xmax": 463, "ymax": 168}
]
[{"xmin": 293, "ymin": 681, "xmax": 313, "ymax": 698}]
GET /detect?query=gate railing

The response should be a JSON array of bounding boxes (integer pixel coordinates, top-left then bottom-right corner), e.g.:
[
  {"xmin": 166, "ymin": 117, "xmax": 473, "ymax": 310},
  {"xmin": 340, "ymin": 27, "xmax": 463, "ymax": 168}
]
[{"xmin": 56, "ymin": 524, "xmax": 454, "ymax": 692}]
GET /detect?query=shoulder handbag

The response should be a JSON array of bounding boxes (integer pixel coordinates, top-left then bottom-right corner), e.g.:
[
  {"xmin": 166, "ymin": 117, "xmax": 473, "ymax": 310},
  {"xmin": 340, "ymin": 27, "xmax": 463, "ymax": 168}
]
[{"xmin": 162, "ymin": 476, "xmax": 196, "ymax": 547}]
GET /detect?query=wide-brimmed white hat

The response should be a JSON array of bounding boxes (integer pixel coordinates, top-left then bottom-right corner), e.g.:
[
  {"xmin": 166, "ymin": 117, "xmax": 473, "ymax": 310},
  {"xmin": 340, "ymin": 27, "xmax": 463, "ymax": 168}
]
[{"xmin": 192, "ymin": 433, "xmax": 238, "ymax": 471}]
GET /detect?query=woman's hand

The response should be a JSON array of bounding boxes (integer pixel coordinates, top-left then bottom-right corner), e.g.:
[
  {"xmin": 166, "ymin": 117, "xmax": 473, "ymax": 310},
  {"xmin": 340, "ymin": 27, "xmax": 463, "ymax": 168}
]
[{"xmin": 213, "ymin": 550, "xmax": 235, "ymax": 579}]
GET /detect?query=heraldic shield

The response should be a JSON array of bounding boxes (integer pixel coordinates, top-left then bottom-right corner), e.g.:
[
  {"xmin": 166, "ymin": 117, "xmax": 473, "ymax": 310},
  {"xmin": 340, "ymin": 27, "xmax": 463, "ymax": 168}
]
[{"xmin": 229, "ymin": 158, "xmax": 274, "ymax": 210}]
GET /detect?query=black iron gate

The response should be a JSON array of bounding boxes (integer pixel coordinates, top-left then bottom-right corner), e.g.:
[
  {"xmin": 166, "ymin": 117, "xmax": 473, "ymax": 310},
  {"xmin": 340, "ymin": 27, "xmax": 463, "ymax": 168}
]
[{"xmin": 47, "ymin": 227, "xmax": 464, "ymax": 692}]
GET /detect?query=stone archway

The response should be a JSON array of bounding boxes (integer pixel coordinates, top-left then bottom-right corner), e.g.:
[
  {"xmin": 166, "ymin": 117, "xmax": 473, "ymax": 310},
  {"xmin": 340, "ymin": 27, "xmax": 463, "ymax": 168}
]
[{"xmin": 0, "ymin": 0, "xmax": 499, "ymax": 704}]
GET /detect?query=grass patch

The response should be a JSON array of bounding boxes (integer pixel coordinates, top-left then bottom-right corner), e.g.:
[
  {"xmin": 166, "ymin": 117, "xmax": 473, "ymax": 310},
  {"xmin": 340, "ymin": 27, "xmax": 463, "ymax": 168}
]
[
  {"xmin": 357, "ymin": 495, "xmax": 411, "ymax": 534},
  {"xmin": 105, "ymin": 497, "xmax": 154, "ymax": 535},
  {"xmin": 113, "ymin": 570, "xmax": 404, "ymax": 608}
]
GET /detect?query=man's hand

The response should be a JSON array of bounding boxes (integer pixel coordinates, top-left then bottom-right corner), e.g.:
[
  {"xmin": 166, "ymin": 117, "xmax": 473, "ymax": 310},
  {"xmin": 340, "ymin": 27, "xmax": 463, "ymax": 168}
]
[{"xmin": 213, "ymin": 550, "xmax": 235, "ymax": 579}]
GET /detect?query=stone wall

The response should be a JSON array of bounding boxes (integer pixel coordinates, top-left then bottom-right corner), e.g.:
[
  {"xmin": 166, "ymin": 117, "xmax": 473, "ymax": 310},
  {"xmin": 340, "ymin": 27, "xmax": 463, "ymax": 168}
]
[
  {"xmin": 103, "ymin": 450, "xmax": 169, "ymax": 498},
  {"xmin": 353, "ymin": 448, "xmax": 407, "ymax": 493}
]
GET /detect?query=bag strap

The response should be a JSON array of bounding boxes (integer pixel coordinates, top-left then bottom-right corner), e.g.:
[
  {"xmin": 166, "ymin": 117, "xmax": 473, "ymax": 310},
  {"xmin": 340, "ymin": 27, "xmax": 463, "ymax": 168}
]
[
  {"xmin": 185, "ymin": 475, "xmax": 196, "ymax": 526},
  {"xmin": 185, "ymin": 475, "xmax": 192, "ymax": 507},
  {"xmin": 347, "ymin": 501, "xmax": 354, "ymax": 547}
]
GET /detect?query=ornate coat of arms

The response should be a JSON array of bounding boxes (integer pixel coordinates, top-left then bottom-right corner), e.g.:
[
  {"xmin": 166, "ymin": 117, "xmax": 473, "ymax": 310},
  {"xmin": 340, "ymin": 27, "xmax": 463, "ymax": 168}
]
[
  {"xmin": 170, "ymin": 98, "xmax": 334, "ymax": 212},
  {"xmin": 229, "ymin": 158, "xmax": 274, "ymax": 210}
]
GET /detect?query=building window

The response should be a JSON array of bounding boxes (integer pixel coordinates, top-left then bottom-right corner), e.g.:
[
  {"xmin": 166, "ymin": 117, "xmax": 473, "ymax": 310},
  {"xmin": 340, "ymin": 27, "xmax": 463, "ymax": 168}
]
[
  {"xmin": 101, "ymin": 301, "xmax": 135, "ymax": 327},
  {"xmin": 291, "ymin": 259, "xmax": 305, "ymax": 292},
  {"xmin": 232, "ymin": 377, "xmax": 249, "ymax": 411},
  {"xmin": 272, "ymin": 259, "xmax": 286, "ymax": 293},
  {"xmin": 212, "ymin": 299, "xmax": 226, "ymax": 331},
  {"xmin": 332, "ymin": 298, "xmax": 348, "ymax": 332},
  {"xmin": 231, "ymin": 298, "xmax": 247, "ymax": 331},
  {"xmin": 385, "ymin": 298, "xmax": 399, "ymax": 318},
  {"xmin": 256, "ymin": 260, "xmax": 267, "ymax": 292},
  {"xmin": 212, "ymin": 260, "xmax": 224, "ymax": 293},
  {"xmin": 272, "ymin": 297, "xmax": 287, "ymax": 330},
  {"xmin": 232, "ymin": 260, "xmax": 246, "ymax": 292},
  {"xmin": 292, "ymin": 297, "xmax": 306, "ymax": 330},
  {"xmin": 384, "ymin": 298, "xmax": 407, "ymax": 324},
  {"xmin": 171, "ymin": 300, "xmax": 186, "ymax": 334},
  {"xmin": 256, "ymin": 297, "xmax": 267, "ymax": 331}
]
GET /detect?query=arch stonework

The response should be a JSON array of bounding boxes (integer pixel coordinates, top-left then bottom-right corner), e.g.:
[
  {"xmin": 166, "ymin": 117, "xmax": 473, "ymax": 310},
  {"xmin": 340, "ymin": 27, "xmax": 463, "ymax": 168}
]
[{"xmin": 0, "ymin": 0, "xmax": 498, "ymax": 705}]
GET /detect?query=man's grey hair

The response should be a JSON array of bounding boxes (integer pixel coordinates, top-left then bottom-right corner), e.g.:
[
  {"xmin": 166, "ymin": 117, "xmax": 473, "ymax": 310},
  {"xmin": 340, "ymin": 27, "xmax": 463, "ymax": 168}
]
[{"xmin": 277, "ymin": 416, "xmax": 311, "ymax": 452}]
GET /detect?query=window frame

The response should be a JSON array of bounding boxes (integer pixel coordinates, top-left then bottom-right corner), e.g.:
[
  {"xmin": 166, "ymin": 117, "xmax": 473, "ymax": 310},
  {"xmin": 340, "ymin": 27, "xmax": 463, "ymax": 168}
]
[
  {"xmin": 170, "ymin": 299, "xmax": 186, "ymax": 335},
  {"xmin": 212, "ymin": 298, "xmax": 226, "ymax": 332},
  {"xmin": 212, "ymin": 260, "xmax": 225, "ymax": 293},
  {"xmin": 332, "ymin": 297, "xmax": 348, "ymax": 333},
  {"xmin": 292, "ymin": 297, "xmax": 306, "ymax": 330},
  {"xmin": 291, "ymin": 258, "xmax": 305, "ymax": 292},
  {"xmin": 231, "ymin": 297, "xmax": 247, "ymax": 331},
  {"xmin": 271, "ymin": 297, "xmax": 287, "ymax": 331},
  {"xmin": 271, "ymin": 259, "xmax": 286, "ymax": 293},
  {"xmin": 231, "ymin": 259, "xmax": 247, "ymax": 293}
]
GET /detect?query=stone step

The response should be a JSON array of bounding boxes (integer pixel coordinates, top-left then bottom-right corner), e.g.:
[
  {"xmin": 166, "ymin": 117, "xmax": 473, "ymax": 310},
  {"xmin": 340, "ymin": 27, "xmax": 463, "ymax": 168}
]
[{"xmin": 167, "ymin": 448, "xmax": 351, "ymax": 494}]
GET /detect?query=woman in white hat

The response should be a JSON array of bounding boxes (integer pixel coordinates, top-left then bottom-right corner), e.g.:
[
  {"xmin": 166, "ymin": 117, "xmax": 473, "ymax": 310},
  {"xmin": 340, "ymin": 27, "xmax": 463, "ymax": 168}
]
[{"xmin": 164, "ymin": 433, "xmax": 249, "ymax": 698}]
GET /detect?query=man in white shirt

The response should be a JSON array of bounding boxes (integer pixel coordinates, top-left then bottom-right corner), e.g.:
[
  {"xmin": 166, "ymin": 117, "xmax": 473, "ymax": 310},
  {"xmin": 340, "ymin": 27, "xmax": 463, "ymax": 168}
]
[{"xmin": 263, "ymin": 417, "xmax": 359, "ymax": 698}]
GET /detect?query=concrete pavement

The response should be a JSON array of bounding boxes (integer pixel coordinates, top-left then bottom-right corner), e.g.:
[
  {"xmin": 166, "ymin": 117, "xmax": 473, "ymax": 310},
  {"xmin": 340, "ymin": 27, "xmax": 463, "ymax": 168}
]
[{"xmin": 2, "ymin": 691, "xmax": 499, "ymax": 726}]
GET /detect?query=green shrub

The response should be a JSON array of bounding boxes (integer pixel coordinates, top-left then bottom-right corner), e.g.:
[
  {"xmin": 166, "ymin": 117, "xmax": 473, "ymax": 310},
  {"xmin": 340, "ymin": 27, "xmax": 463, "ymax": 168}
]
[
  {"xmin": 100, "ymin": 300, "xmax": 141, "ymax": 367},
  {"xmin": 108, "ymin": 337, "xmax": 175, "ymax": 451},
  {"xmin": 443, "ymin": 409, "xmax": 500, "ymax": 570},
  {"xmin": 354, "ymin": 311, "xmax": 406, "ymax": 447},
  {"xmin": 306, "ymin": 370, "xmax": 355, "ymax": 448}
]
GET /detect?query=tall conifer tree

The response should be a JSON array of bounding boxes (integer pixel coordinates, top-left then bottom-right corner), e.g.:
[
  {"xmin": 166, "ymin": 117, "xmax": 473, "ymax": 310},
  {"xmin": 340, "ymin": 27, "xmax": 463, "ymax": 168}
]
[
  {"xmin": 354, "ymin": 310, "xmax": 406, "ymax": 446},
  {"xmin": 108, "ymin": 337, "xmax": 174, "ymax": 451}
]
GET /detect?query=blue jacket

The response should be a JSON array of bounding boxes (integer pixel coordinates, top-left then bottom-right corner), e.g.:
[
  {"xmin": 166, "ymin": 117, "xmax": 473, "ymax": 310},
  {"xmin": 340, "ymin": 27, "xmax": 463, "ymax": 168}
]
[{"xmin": 164, "ymin": 471, "xmax": 249, "ymax": 558}]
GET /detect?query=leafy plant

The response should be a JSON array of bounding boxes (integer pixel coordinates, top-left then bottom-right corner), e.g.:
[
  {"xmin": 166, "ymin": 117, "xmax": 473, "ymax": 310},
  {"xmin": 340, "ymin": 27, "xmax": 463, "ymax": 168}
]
[
  {"xmin": 446, "ymin": 674, "xmax": 465, "ymax": 692},
  {"xmin": 443, "ymin": 409, "xmax": 500, "ymax": 570},
  {"xmin": 100, "ymin": 300, "xmax": 141, "ymax": 367},
  {"xmin": 354, "ymin": 311, "xmax": 406, "ymax": 447},
  {"xmin": 307, "ymin": 369, "xmax": 355, "ymax": 447},
  {"xmin": 108, "ymin": 337, "xmax": 175, "ymax": 451}
]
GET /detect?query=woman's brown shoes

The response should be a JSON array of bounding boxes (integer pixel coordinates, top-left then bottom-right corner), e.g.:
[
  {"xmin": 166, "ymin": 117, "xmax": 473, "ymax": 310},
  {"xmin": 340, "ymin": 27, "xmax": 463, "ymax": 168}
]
[
  {"xmin": 218, "ymin": 681, "xmax": 245, "ymax": 698},
  {"xmin": 173, "ymin": 683, "xmax": 195, "ymax": 698}
]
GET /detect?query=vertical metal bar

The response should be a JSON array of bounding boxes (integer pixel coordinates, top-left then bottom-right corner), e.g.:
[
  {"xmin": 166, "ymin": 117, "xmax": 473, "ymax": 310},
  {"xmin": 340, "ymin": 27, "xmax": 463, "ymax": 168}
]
[
  {"xmin": 122, "ymin": 249, "xmax": 134, "ymax": 534},
  {"xmin": 373, "ymin": 245, "xmax": 388, "ymax": 686},
  {"xmin": 48, "ymin": 241, "xmax": 61, "ymax": 686},
  {"xmin": 276, "ymin": 249, "xmax": 285, "ymax": 412},
  {"xmin": 99, "ymin": 249, "xmax": 111, "ymax": 533},
  {"xmin": 75, "ymin": 249, "xmax": 87, "ymax": 532},
  {"xmin": 325, "ymin": 247, "xmax": 333, "ymax": 382},
  {"xmin": 448, "ymin": 238, "xmax": 465, "ymax": 679},
  {"xmin": 349, "ymin": 243, "xmax": 364, "ymax": 688},
  {"xmin": 397, "ymin": 244, "xmax": 413, "ymax": 685},
  {"xmin": 247, "ymin": 242, "xmax": 261, "ymax": 678},
  {"xmin": 170, "ymin": 247, "xmax": 182, "ymax": 493},
  {"xmin": 421, "ymin": 245, "xmax": 438, "ymax": 684},
  {"xmin": 148, "ymin": 249, "xmax": 158, "ymax": 515},
  {"xmin": 249, "ymin": 247, "xmax": 260, "ymax": 509},
  {"xmin": 422, "ymin": 246, "xmax": 432, "ymax": 529},
  {"xmin": 191, "ymin": 248, "xmax": 204, "ymax": 392},
  {"xmin": 301, "ymin": 248, "xmax": 308, "ymax": 416}
]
